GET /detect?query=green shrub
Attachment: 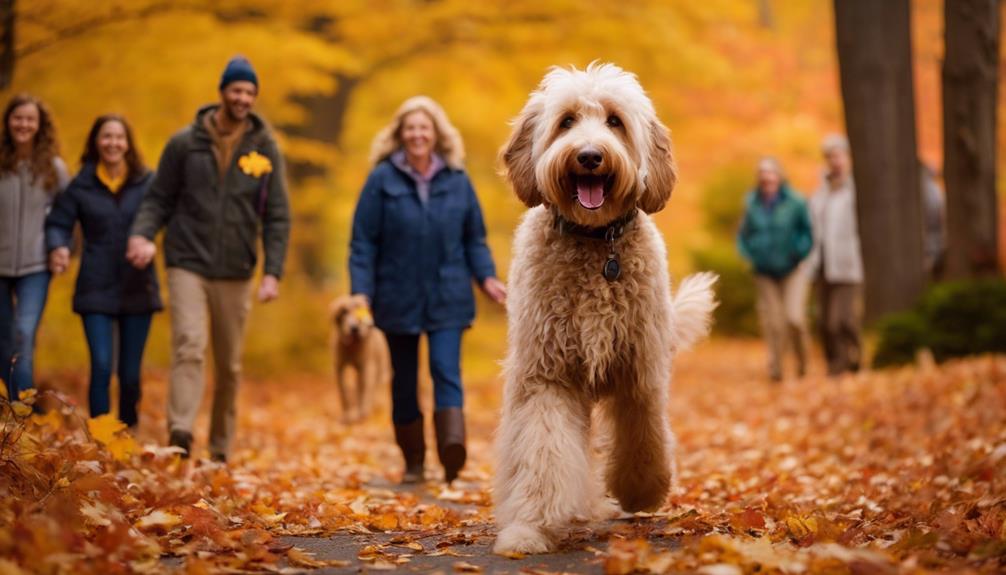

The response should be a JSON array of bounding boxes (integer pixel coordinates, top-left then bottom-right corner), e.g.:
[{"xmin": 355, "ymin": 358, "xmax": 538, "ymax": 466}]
[
  {"xmin": 691, "ymin": 162, "xmax": 760, "ymax": 336},
  {"xmin": 923, "ymin": 279, "xmax": 1006, "ymax": 361},
  {"xmin": 700, "ymin": 164, "xmax": 753, "ymax": 238},
  {"xmin": 872, "ymin": 311, "xmax": 928, "ymax": 368},
  {"xmin": 872, "ymin": 278, "xmax": 1006, "ymax": 367},
  {"xmin": 691, "ymin": 244, "xmax": 760, "ymax": 337}
]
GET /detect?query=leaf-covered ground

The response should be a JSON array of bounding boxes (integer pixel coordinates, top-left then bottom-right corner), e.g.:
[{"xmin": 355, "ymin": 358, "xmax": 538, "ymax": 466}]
[{"xmin": 1, "ymin": 339, "xmax": 1004, "ymax": 574}]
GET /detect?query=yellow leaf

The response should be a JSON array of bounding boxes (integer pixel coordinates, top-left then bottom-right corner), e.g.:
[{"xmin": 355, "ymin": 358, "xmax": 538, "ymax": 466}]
[
  {"xmin": 136, "ymin": 509, "xmax": 182, "ymax": 531},
  {"xmin": 287, "ymin": 547, "xmax": 350, "ymax": 568},
  {"xmin": 10, "ymin": 402, "xmax": 32, "ymax": 417},
  {"xmin": 80, "ymin": 501, "xmax": 113, "ymax": 527},
  {"xmin": 87, "ymin": 414, "xmax": 138, "ymax": 461},
  {"xmin": 358, "ymin": 544, "xmax": 384, "ymax": 559},
  {"xmin": 88, "ymin": 414, "xmax": 126, "ymax": 445},
  {"xmin": 453, "ymin": 561, "xmax": 482, "ymax": 572},
  {"xmin": 238, "ymin": 151, "xmax": 273, "ymax": 178},
  {"xmin": 785, "ymin": 515, "xmax": 818, "ymax": 539},
  {"xmin": 370, "ymin": 512, "xmax": 399, "ymax": 531},
  {"xmin": 106, "ymin": 436, "xmax": 139, "ymax": 461},
  {"xmin": 31, "ymin": 409, "xmax": 62, "ymax": 430}
]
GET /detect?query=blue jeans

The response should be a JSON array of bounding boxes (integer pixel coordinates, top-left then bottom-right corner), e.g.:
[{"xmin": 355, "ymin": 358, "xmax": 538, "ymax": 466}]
[
  {"xmin": 385, "ymin": 328, "xmax": 464, "ymax": 425},
  {"xmin": 82, "ymin": 313, "xmax": 153, "ymax": 426},
  {"xmin": 0, "ymin": 272, "xmax": 50, "ymax": 400}
]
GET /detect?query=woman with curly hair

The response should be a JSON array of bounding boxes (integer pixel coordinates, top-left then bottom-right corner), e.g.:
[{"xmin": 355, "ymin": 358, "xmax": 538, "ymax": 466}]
[
  {"xmin": 46, "ymin": 115, "xmax": 162, "ymax": 429},
  {"xmin": 349, "ymin": 96, "xmax": 506, "ymax": 484},
  {"xmin": 0, "ymin": 94, "xmax": 69, "ymax": 401}
]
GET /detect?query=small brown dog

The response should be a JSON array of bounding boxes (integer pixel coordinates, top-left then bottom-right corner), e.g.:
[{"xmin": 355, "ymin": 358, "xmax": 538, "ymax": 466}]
[{"xmin": 330, "ymin": 295, "xmax": 391, "ymax": 424}]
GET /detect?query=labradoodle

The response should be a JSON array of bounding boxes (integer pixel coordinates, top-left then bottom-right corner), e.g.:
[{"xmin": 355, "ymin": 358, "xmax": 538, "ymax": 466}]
[{"xmin": 493, "ymin": 62, "xmax": 718, "ymax": 554}]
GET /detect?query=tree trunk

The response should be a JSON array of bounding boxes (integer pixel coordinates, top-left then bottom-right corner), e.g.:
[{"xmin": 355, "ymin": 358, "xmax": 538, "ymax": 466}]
[
  {"xmin": 833, "ymin": 0, "xmax": 925, "ymax": 322},
  {"xmin": 757, "ymin": 0, "xmax": 775, "ymax": 29},
  {"xmin": 284, "ymin": 72, "xmax": 361, "ymax": 181},
  {"xmin": 943, "ymin": 0, "xmax": 1001, "ymax": 278},
  {"xmin": 0, "ymin": 0, "xmax": 14, "ymax": 90}
]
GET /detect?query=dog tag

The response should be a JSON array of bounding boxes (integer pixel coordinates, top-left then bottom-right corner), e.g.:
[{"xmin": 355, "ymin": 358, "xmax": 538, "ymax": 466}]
[{"xmin": 603, "ymin": 255, "xmax": 621, "ymax": 281}]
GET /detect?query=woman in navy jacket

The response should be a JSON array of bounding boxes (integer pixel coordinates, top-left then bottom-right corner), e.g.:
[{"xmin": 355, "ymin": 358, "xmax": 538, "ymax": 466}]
[
  {"xmin": 349, "ymin": 96, "xmax": 506, "ymax": 484},
  {"xmin": 46, "ymin": 115, "xmax": 162, "ymax": 429}
]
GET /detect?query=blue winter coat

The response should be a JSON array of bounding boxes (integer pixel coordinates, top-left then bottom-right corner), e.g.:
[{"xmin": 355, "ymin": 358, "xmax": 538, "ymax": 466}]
[
  {"xmin": 45, "ymin": 163, "xmax": 163, "ymax": 315},
  {"xmin": 737, "ymin": 183, "xmax": 813, "ymax": 279},
  {"xmin": 349, "ymin": 159, "xmax": 497, "ymax": 334}
]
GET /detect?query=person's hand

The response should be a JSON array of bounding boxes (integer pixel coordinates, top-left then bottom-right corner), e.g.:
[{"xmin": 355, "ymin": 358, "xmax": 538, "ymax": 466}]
[
  {"xmin": 49, "ymin": 247, "xmax": 70, "ymax": 275},
  {"xmin": 258, "ymin": 274, "xmax": 280, "ymax": 303},
  {"xmin": 481, "ymin": 277, "xmax": 507, "ymax": 305},
  {"xmin": 126, "ymin": 235, "xmax": 156, "ymax": 269}
]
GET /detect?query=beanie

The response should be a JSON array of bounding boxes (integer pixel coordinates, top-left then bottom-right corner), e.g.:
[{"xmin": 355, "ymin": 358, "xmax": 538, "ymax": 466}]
[{"xmin": 219, "ymin": 56, "xmax": 258, "ymax": 91}]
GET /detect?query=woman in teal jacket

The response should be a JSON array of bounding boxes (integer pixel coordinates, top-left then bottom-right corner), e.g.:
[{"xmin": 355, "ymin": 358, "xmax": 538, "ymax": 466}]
[{"xmin": 738, "ymin": 157, "xmax": 813, "ymax": 382}]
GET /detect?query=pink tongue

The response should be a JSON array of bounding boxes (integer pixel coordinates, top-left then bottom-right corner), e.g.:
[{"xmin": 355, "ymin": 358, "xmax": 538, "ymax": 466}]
[{"xmin": 576, "ymin": 177, "xmax": 605, "ymax": 209}]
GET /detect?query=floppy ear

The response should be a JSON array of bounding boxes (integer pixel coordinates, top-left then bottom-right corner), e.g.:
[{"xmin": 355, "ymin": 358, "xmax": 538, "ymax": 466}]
[
  {"xmin": 499, "ymin": 103, "xmax": 542, "ymax": 207},
  {"xmin": 638, "ymin": 119, "xmax": 677, "ymax": 214}
]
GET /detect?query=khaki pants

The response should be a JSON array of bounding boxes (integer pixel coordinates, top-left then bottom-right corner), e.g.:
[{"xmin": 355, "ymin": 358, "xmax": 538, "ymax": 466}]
[
  {"xmin": 755, "ymin": 270, "xmax": 810, "ymax": 380},
  {"xmin": 166, "ymin": 267, "xmax": 252, "ymax": 458},
  {"xmin": 817, "ymin": 280, "xmax": 863, "ymax": 376}
]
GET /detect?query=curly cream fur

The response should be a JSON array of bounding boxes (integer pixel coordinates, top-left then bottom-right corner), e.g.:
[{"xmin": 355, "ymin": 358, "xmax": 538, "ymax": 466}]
[{"xmin": 493, "ymin": 63, "xmax": 717, "ymax": 554}]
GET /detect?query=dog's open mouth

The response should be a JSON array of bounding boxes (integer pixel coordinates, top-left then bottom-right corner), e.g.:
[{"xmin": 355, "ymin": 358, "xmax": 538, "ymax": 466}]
[{"xmin": 572, "ymin": 174, "xmax": 610, "ymax": 210}]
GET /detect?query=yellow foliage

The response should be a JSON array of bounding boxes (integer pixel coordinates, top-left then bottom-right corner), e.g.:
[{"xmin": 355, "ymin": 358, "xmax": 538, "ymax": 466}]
[
  {"xmin": 237, "ymin": 151, "xmax": 273, "ymax": 178},
  {"xmin": 8, "ymin": 1, "xmax": 950, "ymax": 380},
  {"xmin": 86, "ymin": 414, "xmax": 138, "ymax": 461}
]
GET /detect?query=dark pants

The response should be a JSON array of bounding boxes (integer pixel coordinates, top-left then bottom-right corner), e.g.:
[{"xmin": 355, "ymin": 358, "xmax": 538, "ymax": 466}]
[
  {"xmin": 0, "ymin": 272, "xmax": 50, "ymax": 400},
  {"xmin": 385, "ymin": 328, "xmax": 464, "ymax": 425},
  {"xmin": 817, "ymin": 280, "xmax": 862, "ymax": 376},
  {"xmin": 82, "ymin": 313, "xmax": 153, "ymax": 426}
]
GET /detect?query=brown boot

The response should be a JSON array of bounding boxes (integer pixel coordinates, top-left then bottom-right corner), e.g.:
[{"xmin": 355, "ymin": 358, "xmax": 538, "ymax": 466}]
[
  {"xmin": 394, "ymin": 419, "xmax": 425, "ymax": 484},
  {"xmin": 434, "ymin": 408, "xmax": 467, "ymax": 484}
]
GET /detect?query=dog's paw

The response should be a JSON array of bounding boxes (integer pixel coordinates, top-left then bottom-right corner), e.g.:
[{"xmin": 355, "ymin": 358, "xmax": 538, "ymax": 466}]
[
  {"xmin": 590, "ymin": 496, "xmax": 623, "ymax": 521},
  {"xmin": 493, "ymin": 523, "xmax": 552, "ymax": 555}
]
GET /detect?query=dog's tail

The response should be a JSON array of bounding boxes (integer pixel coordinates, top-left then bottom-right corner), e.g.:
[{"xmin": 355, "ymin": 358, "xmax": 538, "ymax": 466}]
[{"xmin": 671, "ymin": 272, "xmax": 719, "ymax": 352}]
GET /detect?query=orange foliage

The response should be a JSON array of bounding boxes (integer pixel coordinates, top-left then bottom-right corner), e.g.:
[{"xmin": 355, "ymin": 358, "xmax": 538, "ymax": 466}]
[{"xmin": 2, "ymin": 341, "xmax": 1005, "ymax": 572}]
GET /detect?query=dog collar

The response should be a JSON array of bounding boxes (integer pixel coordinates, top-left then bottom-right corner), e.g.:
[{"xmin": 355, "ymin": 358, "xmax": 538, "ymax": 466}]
[
  {"xmin": 551, "ymin": 208, "xmax": 638, "ymax": 240},
  {"xmin": 552, "ymin": 208, "xmax": 638, "ymax": 281}
]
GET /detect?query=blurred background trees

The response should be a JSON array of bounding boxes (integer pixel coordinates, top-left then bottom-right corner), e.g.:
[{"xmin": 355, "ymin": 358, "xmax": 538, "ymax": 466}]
[
  {"xmin": 943, "ymin": 0, "xmax": 1001, "ymax": 280},
  {"xmin": 4, "ymin": 0, "xmax": 1003, "ymax": 374},
  {"xmin": 834, "ymin": 0, "xmax": 926, "ymax": 322}
]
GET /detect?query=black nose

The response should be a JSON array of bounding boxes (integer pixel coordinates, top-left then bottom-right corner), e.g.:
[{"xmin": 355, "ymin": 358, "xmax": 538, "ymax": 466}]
[{"xmin": 577, "ymin": 148, "xmax": 603, "ymax": 170}]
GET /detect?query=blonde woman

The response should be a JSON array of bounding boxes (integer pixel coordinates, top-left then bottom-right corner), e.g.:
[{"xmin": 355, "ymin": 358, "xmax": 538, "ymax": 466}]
[{"xmin": 349, "ymin": 96, "xmax": 505, "ymax": 484}]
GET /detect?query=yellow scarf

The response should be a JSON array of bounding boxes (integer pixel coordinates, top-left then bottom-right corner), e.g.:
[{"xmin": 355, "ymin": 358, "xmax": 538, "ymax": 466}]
[{"xmin": 96, "ymin": 163, "xmax": 126, "ymax": 194}]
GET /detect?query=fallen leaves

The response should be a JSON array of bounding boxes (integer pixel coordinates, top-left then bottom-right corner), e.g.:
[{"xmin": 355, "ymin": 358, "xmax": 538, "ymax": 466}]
[
  {"xmin": 87, "ymin": 413, "xmax": 139, "ymax": 461},
  {"xmin": 0, "ymin": 341, "xmax": 1003, "ymax": 573}
]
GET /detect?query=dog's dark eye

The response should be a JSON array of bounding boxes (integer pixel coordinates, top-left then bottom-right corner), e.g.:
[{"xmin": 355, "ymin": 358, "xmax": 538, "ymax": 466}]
[
  {"xmin": 560, "ymin": 116, "xmax": 575, "ymax": 129},
  {"xmin": 606, "ymin": 115, "xmax": 622, "ymax": 128}
]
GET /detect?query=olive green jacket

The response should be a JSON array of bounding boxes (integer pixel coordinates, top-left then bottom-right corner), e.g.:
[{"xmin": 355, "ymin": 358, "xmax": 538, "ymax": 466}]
[{"xmin": 131, "ymin": 105, "xmax": 290, "ymax": 280}]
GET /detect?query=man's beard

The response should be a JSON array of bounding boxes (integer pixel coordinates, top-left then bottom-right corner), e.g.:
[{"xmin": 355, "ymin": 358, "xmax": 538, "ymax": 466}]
[{"xmin": 222, "ymin": 103, "xmax": 247, "ymax": 123}]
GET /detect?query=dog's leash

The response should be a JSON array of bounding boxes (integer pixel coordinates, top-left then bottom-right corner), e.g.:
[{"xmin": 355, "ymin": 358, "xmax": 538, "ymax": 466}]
[{"xmin": 552, "ymin": 208, "xmax": 638, "ymax": 282}]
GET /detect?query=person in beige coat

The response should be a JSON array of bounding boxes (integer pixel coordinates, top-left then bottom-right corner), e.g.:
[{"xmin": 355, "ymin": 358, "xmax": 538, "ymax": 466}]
[{"xmin": 808, "ymin": 134, "xmax": 863, "ymax": 376}]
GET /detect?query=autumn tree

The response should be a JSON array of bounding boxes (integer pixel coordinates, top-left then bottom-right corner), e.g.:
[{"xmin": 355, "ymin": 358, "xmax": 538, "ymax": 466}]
[
  {"xmin": 833, "ymin": 0, "xmax": 925, "ymax": 321},
  {"xmin": 0, "ymin": 0, "xmax": 13, "ymax": 90},
  {"xmin": 943, "ymin": 0, "xmax": 1001, "ymax": 279}
]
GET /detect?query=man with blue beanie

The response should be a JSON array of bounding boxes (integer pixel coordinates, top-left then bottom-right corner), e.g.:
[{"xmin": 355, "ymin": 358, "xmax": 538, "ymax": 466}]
[{"xmin": 127, "ymin": 56, "xmax": 291, "ymax": 462}]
